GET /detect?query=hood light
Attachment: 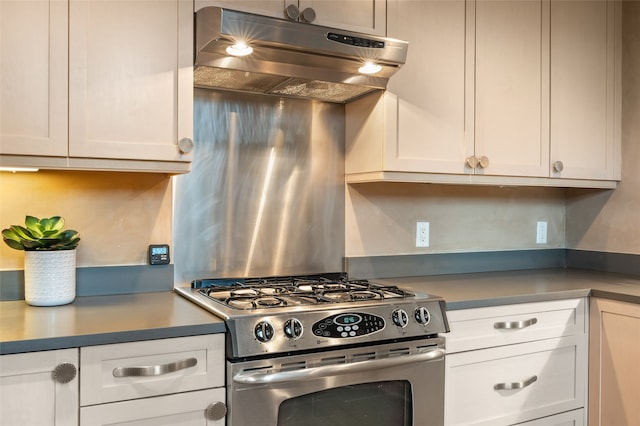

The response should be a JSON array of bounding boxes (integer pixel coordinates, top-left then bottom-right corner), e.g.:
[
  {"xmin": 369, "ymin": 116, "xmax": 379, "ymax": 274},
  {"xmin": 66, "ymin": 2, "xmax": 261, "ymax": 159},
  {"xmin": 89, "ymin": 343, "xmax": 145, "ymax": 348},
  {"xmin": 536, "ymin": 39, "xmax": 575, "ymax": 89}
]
[
  {"xmin": 358, "ymin": 62, "xmax": 382, "ymax": 75},
  {"xmin": 226, "ymin": 42, "xmax": 253, "ymax": 57}
]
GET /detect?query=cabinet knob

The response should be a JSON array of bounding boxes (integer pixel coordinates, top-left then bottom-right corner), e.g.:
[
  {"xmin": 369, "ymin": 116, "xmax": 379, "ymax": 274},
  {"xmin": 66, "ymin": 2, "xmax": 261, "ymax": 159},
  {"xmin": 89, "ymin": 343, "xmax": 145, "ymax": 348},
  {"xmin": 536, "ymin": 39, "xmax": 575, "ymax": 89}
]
[
  {"xmin": 52, "ymin": 362, "xmax": 77, "ymax": 384},
  {"xmin": 285, "ymin": 4, "xmax": 300, "ymax": 20},
  {"xmin": 465, "ymin": 156, "xmax": 479, "ymax": 169},
  {"xmin": 301, "ymin": 7, "xmax": 316, "ymax": 23},
  {"xmin": 177, "ymin": 137, "xmax": 194, "ymax": 154},
  {"xmin": 553, "ymin": 161, "xmax": 564, "ymax": 173},
  {"xmin": 205, "ymin": 402, "xmax": 227, "ymax": 421},
  {"xmin": 477, "ymin": 156, "xmax": 490, "ymax": 169}
]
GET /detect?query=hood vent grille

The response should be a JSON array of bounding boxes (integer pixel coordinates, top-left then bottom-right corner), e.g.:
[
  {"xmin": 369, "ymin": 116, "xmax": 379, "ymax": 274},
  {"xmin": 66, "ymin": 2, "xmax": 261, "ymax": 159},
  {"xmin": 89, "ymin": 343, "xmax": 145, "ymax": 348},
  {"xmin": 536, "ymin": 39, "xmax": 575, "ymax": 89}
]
[{"xmin": 194, "ymin": 7, "xmax": 408, "ymax": 103}]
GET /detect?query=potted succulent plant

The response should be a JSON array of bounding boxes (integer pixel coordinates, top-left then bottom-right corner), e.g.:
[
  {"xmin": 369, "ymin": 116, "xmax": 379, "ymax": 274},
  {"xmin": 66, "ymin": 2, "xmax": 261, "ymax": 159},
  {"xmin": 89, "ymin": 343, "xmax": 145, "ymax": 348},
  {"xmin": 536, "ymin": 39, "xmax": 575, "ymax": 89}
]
[{"xmin": 2, "ymin": 216, "xmax": 80, "ymax": 306}]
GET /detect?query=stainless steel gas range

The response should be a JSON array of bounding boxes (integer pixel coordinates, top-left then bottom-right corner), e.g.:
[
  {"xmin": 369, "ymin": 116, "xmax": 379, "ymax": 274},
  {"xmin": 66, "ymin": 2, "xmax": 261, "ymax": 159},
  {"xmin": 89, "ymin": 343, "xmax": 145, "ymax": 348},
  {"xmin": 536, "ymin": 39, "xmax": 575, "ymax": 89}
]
[{"xmin": 175, "ymin": 273, "xmax": 449, "ymax": 426}]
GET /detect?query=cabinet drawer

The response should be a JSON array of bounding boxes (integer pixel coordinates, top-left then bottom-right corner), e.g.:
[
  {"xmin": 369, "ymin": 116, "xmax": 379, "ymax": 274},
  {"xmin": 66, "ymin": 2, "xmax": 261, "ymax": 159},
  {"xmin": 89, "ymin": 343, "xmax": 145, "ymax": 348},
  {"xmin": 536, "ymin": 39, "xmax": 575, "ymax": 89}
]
[
  {"xmin": 80, "ymin": 334, "xmax": 224, "ymax": 405},
  {"xmin": 517, "ymin": 409, "xmax": 584, "ymax": 426},
  {"xmin": 446, "ymin": 298, "xmax": 586, "ymax": 353},
  {"xmin": 445, "ymin": 336, "xmax": 587, "ymax": 426},
  {"xmin": 80, "ymin": 387, "xmax": 226, "ymax": 425}
]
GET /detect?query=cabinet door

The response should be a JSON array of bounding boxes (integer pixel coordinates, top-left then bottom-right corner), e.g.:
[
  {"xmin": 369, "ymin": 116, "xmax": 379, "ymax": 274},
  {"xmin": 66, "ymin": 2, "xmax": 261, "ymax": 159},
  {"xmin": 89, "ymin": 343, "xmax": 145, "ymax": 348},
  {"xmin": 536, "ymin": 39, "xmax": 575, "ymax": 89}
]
[
  {"xmin": 589, "ymin": 298, "xmax": 640, "ymax": 426},
  {"xmin": 550, "ymin": 0, "xmax": 620, "ymax": 180},
  {"xmin": 299, "ymin": 0, "xmax": 385, "ymax": 36},
  {"xmin": 386, "ymin": 0, "xmax": 467, "ymax": 174},
  {"xmin": 517, "ymin": 409, "xmax": 584, "ymax": 426},
  {"xmin": 446, "ymin": 298, "xmax": 587, "ymax": 354},
  {"xmin": 81, "ymin": 334, "xmax": 225, "ymax": 406},
  {"xmin": 445, "ymin": 336, "xmax": 587, "ymax": 426},
  {"xmin": 0, "ymin": 0, "xmax": 68, "ymax": 157},
  {"xmin": 68, "ymin": 0, "xmax": 193, "ymax": 163},
  {"xmin": 0, "ymin": 349, "xmax": 78, "ymax": 426},
  {"xmin": 196, "ymin": 0, "xmax": 385, "ymax": 35},
  {"xmin": 473, "ymin": 0, "xmax": 550, "ymax": 177},
  {"xmin": 345, "ymin": 0, "xmax": 467, "ymax": 176},
  {"xmin": 195, "ymin": 0, "xmax": 285, "ymax": 16},
  {"xmin": 81, "ymin": 387, "xmax": 226, "ymax": 426}
]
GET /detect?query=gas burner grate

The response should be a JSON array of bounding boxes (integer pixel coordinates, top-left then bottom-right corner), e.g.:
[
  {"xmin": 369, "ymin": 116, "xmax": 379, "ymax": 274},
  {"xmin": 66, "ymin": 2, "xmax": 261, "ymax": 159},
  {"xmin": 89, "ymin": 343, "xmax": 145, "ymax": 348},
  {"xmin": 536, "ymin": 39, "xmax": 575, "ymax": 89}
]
[{"xmin": 193, "ymin": 273, "xmax": 414, "ymax": 310}]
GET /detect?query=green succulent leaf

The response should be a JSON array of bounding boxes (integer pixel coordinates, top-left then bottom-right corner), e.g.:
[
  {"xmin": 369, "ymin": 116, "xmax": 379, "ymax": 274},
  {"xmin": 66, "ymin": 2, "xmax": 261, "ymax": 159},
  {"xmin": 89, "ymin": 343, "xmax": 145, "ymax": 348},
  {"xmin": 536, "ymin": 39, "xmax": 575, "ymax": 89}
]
[
  {"xmin": 2, "ymin": 228, "xmax": 19, "ymax": 241},
  {"xmin": 41, "ymin": 229, "xmax": 61, "ymax": 238},
  {"xmin": 22, "ymin": 239, "xmax": 44, "ymax": 249},
  {"xmin": 3, "ymin": 238, "xmax": 24, "ymax": 250},
  {"xmin": 38, "ymin": 217, "xmax": 50, "ymax": 231},
  {"xmin": 49, "ymin": 217, "xmax": 64, "ymax": 232},
  {"xmin": 11, "ymin": 225, "xmax": 36, "ymax": 241},
  {"xmin": 25, "ymin": 215, "xmax": 39, "ymax": 230}
]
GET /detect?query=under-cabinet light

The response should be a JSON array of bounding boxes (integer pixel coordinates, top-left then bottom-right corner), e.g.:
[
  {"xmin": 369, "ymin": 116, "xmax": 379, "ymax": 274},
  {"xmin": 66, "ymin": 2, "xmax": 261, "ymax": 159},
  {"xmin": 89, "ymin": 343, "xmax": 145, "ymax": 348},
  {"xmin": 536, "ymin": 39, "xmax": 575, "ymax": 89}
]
[{"xmin": 0, "ymin": 167, "xmax": 39, "ymax": 173}]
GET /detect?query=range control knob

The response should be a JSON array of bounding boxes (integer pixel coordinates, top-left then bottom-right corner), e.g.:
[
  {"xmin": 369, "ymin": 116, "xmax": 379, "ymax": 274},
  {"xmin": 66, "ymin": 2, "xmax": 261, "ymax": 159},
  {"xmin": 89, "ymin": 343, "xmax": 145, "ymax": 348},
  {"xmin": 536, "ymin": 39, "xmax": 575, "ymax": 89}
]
[
  {"xmin": 284, "ymin": 318, "xmax": 303, "ymax": 339},
  {"xmin": 414, "ymin": 307, "xmax": 431, "ymax": 325},
  {"xmin": 255, "ymin": 321, "xmax": 275, "ymax": 342},
  {"xmin": 392, "ymin": 309, "xmax": 409, "ymax": 328}
]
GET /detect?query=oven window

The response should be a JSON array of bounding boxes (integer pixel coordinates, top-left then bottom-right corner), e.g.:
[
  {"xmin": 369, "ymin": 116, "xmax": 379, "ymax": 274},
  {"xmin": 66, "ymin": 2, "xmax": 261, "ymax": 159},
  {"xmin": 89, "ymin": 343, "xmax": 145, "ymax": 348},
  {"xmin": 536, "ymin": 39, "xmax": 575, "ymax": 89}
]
[{"xmin": 277, "ymin": 380, "xmax": 412, "ymax": 426}]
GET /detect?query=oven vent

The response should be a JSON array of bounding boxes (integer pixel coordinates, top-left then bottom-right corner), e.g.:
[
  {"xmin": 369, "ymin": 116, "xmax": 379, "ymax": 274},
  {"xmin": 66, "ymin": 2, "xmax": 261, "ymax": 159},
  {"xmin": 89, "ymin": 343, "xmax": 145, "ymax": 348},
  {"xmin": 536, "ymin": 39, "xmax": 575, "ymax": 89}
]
[
  {"xmin": 317, "ymin": 355, "xmax": 347, "ymax": 367},
  {"xmin": 243, "ymin": 365, "xmax": 273, "ymax": 373},
  {"xmin": 280, "ymin": 361, "xmax": 307, "ymax": 371},
  {"xmin": 416, "ymin": 343, "xmax": 440, "ymax": 351},
  {"xmin": 388, "ymin": 347, "xmax": 412, "ymax": 357},
  {"xmin": 352, "ymin": 351, "xmax": 377, "ymax": 362}
]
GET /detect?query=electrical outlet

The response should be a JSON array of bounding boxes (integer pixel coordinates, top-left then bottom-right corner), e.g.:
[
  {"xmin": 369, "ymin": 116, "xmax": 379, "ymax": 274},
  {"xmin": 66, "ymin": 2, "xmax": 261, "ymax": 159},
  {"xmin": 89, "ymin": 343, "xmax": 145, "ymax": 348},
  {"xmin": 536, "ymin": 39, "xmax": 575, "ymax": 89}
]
[
  {"xmin": 536, "ymin": 221, "xmax": 548, "ymax": 244},
  {"xmin": 416, "ymin": 222, "xmax": 430, "ymax": 247}
]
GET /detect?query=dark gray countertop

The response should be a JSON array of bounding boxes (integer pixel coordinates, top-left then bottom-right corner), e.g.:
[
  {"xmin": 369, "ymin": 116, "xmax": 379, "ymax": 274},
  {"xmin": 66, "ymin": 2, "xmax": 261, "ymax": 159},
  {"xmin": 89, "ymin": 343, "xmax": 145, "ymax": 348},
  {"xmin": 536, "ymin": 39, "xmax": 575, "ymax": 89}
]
[
  {"xmin": 0, "ymin": 291, "xmax": 225, "ymax": 355},
  {"xmin": 2, "ymin": 268, "xmax": 639, "ymax": 355},
  {"xmin": 375, "ymin": 268, "xmax": 640, "ymax": 310}
]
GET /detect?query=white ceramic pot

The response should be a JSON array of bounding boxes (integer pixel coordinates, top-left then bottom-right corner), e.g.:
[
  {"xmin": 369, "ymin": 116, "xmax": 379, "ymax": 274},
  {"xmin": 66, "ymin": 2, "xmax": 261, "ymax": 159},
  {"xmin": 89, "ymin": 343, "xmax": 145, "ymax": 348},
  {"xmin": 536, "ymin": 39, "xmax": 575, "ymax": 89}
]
[{"xmin": 24, "ymin": 250, "xmax": 76, "ymax": 306}]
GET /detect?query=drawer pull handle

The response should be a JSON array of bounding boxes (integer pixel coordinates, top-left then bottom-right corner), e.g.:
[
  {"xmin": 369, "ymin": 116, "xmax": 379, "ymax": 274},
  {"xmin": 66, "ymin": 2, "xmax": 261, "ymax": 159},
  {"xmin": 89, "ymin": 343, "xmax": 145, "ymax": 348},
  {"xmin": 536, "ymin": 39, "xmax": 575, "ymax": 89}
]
[
  {"xmin": 493, "ymin": 318, "xmax": 538, "ymax": 329},
  {"xmin": 113, "ymin": 357, "xmax": 197, "ymax": 378},
  {"xmin": 494, "ymin": 375, "xmax": 538, "ymax": 391}
]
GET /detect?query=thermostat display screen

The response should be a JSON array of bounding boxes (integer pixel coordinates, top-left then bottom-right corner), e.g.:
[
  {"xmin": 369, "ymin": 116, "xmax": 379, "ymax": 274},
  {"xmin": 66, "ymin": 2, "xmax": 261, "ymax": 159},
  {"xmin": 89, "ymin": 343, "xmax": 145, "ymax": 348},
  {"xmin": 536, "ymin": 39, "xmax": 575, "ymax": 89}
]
[{"xmin": 148, "ymin": 244, "xmax": 170, "ymax": 265}]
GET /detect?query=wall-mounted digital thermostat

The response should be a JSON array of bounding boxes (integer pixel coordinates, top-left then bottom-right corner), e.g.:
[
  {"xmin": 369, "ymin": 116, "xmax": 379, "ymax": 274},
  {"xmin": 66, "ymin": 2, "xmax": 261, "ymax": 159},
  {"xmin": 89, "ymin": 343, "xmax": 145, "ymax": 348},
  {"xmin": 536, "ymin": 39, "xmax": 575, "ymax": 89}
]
[{"xmin": 148, "ymin": 244, "xmax": 170, "ymax": 265}]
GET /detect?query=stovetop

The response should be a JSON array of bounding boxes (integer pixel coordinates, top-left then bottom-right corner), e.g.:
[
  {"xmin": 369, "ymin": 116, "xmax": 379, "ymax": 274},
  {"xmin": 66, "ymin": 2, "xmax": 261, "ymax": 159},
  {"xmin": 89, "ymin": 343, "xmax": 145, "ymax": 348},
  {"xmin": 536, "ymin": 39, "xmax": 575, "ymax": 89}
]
[
  {"xmin": 191, "ymin": 273, "xmax": 414, "ymax": 311},
  {"xmin": 175, "ymin": 273, "xmax": 449, "ymax": 359}
]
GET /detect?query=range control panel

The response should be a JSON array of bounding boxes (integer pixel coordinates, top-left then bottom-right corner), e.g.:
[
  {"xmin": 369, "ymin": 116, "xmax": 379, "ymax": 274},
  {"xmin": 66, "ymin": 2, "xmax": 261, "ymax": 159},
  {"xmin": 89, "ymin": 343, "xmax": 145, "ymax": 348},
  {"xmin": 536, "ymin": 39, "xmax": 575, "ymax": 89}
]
[{"xmin": 311, "ymin": 313, "xmax": 385, "ymax": 338}]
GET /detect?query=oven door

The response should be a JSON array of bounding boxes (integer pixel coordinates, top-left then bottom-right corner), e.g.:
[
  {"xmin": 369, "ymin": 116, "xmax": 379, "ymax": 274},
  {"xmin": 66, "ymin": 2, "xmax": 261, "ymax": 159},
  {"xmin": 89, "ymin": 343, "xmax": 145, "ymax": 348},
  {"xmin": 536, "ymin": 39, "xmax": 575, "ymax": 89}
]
[{"xmin": 227, "ymin": 338, "xmax": 445, "ymax": 426}]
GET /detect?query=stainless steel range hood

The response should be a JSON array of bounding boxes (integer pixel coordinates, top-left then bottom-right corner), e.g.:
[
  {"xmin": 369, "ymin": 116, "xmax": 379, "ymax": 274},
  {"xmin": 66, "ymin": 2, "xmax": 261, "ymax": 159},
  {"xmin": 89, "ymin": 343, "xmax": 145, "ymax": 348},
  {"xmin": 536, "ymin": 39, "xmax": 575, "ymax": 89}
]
[{"xmin": 194, "ymin": 7, "xmax": 408, "ymax": 103}]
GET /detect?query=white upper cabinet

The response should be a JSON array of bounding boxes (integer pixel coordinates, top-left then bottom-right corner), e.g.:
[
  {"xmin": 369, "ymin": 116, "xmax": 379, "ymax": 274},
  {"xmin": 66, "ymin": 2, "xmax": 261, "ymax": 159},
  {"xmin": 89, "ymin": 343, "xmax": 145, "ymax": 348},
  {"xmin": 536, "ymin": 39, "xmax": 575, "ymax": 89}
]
[
  {"xmin": 473, "ymin": 0, "xmax": 550, "ymax": 178},
  {"xmin": 550, "ymin": 0, "xmax": 620, "ymax": 181},
  {"xmin": 297, "ymin": 0, "xmax": 385, "ymax": 35},
  {"xmin": 69, "ymin": 0, "xmax": 193, "ymax": 165},
  {"xmin": 346, "ymin": 0, "xmax": 621, "ymax": 188},
  {"xmin": 196, "ymin": 0, "xmax": 385, "ymax": 36},
  {"xmin": 0, "ymin": 0, "xmax": 68, "ymax": 157},
  {"xmin": 347, "ymin": 0, "xmax": 467, "ymax": 177},
  {"xmin": 1, "ymin": 0, "xmax": 193, "ymax": 173}
]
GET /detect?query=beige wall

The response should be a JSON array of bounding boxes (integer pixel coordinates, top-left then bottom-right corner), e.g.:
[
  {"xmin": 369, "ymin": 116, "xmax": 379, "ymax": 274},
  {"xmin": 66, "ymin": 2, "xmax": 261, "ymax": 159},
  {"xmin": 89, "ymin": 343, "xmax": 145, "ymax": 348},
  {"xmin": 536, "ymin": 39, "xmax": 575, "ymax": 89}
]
[
  {"xmin": 0, "ymin": 171, "xmax": 172, "ymax": 270},
  {"xmin": 565, "ymin": 1, "xmax": 640, "ymax": 255},
  {"xmin": 346, "ymin": 183, "xmax": 566, "ymax": 257}
]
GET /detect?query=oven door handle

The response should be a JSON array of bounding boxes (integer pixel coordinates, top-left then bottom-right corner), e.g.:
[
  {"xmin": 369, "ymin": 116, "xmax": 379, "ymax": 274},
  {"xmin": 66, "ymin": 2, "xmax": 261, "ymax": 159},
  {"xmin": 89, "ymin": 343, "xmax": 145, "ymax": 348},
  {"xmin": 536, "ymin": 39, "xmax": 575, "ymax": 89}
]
[{"xmin": 233, "ymin": 348, "xmax": 445, "ymax": 385}]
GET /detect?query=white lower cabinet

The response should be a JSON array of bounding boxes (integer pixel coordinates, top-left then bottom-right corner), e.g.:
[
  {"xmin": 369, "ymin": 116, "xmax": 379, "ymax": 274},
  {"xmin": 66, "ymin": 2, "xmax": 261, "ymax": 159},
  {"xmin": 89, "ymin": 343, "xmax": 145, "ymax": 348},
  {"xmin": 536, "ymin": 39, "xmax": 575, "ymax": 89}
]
[
  {"xmin": 589, "ymin": 298, "xmax": 640, "ymax": 426},
  {"xmin": 517, "ymin": 409, "xmax": 585, "ymax": 426},
  {"xmin": 0, "ymin": 335, "xmax": 225, "ymax": 426},
  {"xmin": 0, "ymin": 349, "xmax": 79, "ymax": 426},
  {"xmin": 444, "ymin": 299, "xmax": 588, "ymax": 426},
  {"xmin": 80, "ymin": 334, "xmax": 226, "ymax": 426},
  {"xmin": 80, "ymin": 387, "xmax": 225, "ymax": 425}
]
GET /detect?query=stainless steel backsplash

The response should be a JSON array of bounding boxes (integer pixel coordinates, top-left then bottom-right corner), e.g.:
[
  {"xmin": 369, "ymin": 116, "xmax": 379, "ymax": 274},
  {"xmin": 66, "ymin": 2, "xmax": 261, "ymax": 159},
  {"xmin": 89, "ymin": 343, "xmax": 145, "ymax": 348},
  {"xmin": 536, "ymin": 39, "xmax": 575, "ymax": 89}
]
[{"xmin": 173, "ymin": 89, "xmax": 345, "ymax": 285}]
